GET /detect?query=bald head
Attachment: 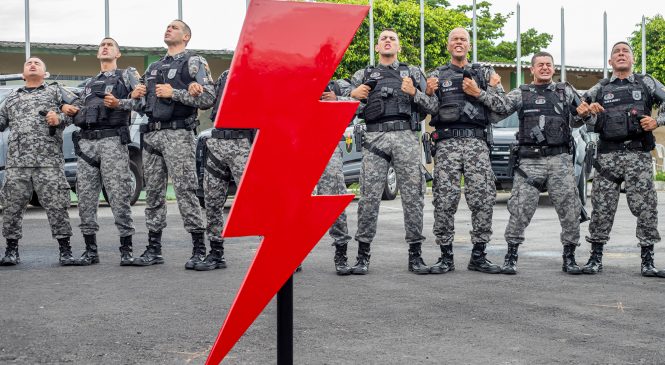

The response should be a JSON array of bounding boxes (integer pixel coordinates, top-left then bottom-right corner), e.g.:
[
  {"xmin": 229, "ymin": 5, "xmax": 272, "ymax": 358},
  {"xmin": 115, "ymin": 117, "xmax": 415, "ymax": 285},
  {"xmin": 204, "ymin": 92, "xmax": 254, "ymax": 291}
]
[
  {"xmin": 447, "ymin": 27, "xmax": 471, "ymax": 62},
  {"xmin": 448, "ymin": 27, "xmax": 470, "ymax": 43}
]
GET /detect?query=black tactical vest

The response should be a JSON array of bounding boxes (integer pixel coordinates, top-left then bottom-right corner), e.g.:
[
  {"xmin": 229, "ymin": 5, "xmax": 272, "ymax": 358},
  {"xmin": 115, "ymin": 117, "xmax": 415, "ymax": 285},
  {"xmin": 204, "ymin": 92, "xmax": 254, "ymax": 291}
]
[
  {"xmin": 76, "ymin": 69, "xmax": 131, "ymax": 129},
  {"xmin": 145, "ymin": 52, "xmax": 197, "ymax": 122},
  {"xmin": 518, "ymin": 83, "xmax": 571, "ymax": 147},
  {"xmin": 362, "ymin": 63, "xmax": 413, "ymax": 124},
  {"xmin": 432, "ymin": 63, "xmax": 488, "ymax": 129},
  {"xmin": 595, "ymin": 75, "xmax": 654, "ymax": 145}
]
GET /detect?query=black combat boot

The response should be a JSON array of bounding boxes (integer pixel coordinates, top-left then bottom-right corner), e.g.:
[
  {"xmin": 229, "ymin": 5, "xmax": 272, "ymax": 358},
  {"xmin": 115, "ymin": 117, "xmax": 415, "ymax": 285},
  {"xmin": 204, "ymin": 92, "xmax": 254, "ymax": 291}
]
[
  {"xmin": 408, "ymin": 243, "xmax": 430, "ymax": 274},
  {"xmin": 351, "ymin": 242, "xmax": 371, "ymax": 275},
  {"xmin": 468, "ymin": 243, "xmax": 501, "ymax": 274},
  {"xmin": 77, "ymin": 234, "xmax": 99, "ymax": 266},
  {"xmin": 195, "ymin": 239, "xmax": 226, "ymax": 271},
  {"xmin": 0, "ymin": 239, "xmax": 20, "ymax": 266},
  {"xmin": 185, "ymin": 232, "xmax": 206, "ymax": 270},
  {"xmin": 430, "ymin": 244, "xmax": 454, "ymax": 274},
  {"xmin": 640, "ymin": 245, "xmax": 665, "ymax": 278},
  {"xmin": 58, "ymin": 237, "xmax": 78, "ymax": 266},
  {"xmin": 582, "ymin": 243, "xmax": 603, "ymax": 274},
  {"xmin": 133, "ymin": 231, "xmax": 164, "ymax": 266},
  {"xmin": 119, "ymin": 235, "xmax": 134, "ymax": 266},
  {"xmin": 333, "ymin": 243, "xmax": 351, "ymax": 276},
  {"xmin": 501, "ymin": 244, "xmax": 519, "ymax": 275},
  {"xmin": 562, "ymin": 245, "xmax": 583, "ymax": 275}
]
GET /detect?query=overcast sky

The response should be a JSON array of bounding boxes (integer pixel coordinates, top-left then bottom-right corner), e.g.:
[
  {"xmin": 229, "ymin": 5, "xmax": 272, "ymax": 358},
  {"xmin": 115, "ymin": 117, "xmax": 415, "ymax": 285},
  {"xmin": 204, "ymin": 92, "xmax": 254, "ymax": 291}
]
[{"xmin": 0, "ymin": 0, "xmax": 661, "ymax": 68}]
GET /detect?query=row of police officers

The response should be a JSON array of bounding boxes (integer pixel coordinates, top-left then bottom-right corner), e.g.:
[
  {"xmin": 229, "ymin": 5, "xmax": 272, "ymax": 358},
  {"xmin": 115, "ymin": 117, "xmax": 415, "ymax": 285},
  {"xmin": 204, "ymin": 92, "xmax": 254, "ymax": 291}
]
[{"xmin": 1, "ymin": 22, "xmax": 664, "ymax": 278}]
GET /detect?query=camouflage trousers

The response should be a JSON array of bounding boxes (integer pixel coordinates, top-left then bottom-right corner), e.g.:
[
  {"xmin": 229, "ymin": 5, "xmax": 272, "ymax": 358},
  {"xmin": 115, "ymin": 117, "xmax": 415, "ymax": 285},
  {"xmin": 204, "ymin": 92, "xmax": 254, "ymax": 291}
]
[
  {"xmin": 76, "ymin": 136, "xmax": 135, "ymax": 237},
  {"xmin": 432, "ymin": 137, "xmax": 495, "ymax": 246},
  {"xmin": 587, "ymin": 151, "xmax": 659, "ymax": 247},
  {"xmin": 142, "ymin": 129, "xmax": 204, "ymax": 234},
  {"xmin": 355, "ymin": 130, "xmax": 425, "ymax": 245},
  {"xmin": 204, "ymin": 137, "xmax": 250, "ymax": 240},
  {"xmin": 2, "ymin": 167, "xmax": 72, "ymax": 240},
  {"xmin": 316, "ymin": 147, "xmax": 351, "ymax": 246},
  {"xmin": 505, "ymin": 154, "xmax": 580, "ymax": 246}
]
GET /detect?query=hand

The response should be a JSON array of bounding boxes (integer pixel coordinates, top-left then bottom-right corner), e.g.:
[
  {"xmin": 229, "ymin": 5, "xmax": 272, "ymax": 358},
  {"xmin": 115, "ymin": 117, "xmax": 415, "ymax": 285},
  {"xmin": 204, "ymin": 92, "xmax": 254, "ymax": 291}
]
[
  {"xmin": 425, "ymin": 77, "xmax": 439, "ymax": 96},
  {"xmin": 188, "ymin": 82, "xmax": 203, "ymax": 97},
  {"xmin": 103, "ymin": 93, "xmax": 120, "ymax": 108},
  {"xmin": 155, "ymin": 83, "xmax": 174, "ymax": 99},
  {"xmin": 640, "ymin": 116, "xmax": 658, "ymax": 131},
  {"xmin": 589, "ymin": 102, "xmax": 605, "ymax": 114},
  {"xmin": 46, "ymin": 111, "xmax": 60, "ymax": 126},
  {"xmin": 462, "ymin": 77, "xmax": 481, "ymax": 98},
  {"xmin": 576, "ymin": 101, "xmax": 592, "ymax": 118},
  {"xmin": 351, "ymin": 85, "xmax": 370, "ymax": 100},
  {"xmin": 131, "ymin": 84, "xmax": 146, "ymax": 99},
  {"xmin": 321, "ymin": 91, "xmax": 337, "ymax": 101},
  {"xmin": 401, "ymin": 77, "xmax": 416, "ymax": 97},
  {"xmin": 61, "ymin": 104, "xmax": 79, "ymax": 116},
  {"xmin": 489, "ymin": 72, "xmax": 501, "ymax": 87}
]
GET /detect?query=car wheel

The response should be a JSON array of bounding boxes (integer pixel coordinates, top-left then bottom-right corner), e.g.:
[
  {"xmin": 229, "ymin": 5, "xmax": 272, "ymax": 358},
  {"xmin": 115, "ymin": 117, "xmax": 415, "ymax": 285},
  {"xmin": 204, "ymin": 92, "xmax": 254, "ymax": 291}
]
[
  {"xmin": 102, "ymin": 160, "xmax": 143, "ymax": 206},
  {"xmin": 381, "ymin": 164, "xmax": 398, "ymax": 200}
]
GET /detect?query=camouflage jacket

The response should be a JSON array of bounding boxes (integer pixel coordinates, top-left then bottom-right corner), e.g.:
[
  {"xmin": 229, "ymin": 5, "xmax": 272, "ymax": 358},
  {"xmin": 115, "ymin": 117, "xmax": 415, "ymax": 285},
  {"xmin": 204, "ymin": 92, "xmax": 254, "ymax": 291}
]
[
  {"xmin": 142, "ymin": 50, "xmax": 216, "ymax": 111},
  {"xmin": 74, "ymin": 67, "xmax": 143, "ymax": 112},
  {"xmin": 480, "ymin": 81, "xmax": 584, "ymax": 128},
  {"xmin": 0, "ymin": 82, "xmax": 71, "ymax": 168}
]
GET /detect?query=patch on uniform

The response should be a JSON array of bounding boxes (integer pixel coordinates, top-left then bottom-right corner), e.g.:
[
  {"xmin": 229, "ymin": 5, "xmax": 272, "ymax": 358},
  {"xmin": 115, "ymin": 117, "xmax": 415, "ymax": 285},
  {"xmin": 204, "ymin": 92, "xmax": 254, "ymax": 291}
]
[
  {"xmin": 105, "ymin": 85, "xmax": 114, "ymax": 94},
  {"xmin": 151, "ymin": 69, "xmax": 158, "ymax": 76},
  {"xmin": 370, "ymin": 72, "xmax": 380, "ymax": 79},
  {"xmin": 441, "ymin": 80, "xmax": 453, "ymax": 87},
  {"xmin": 535, "ymin": 96, "xmax": 546, "ymax": 105},
  {"xmin": 85, "ymin": 87, "xmax": 91, "ymax": 94},
  {"xmin": 345, "ymin": 132, "xmax": 353, "ymax": 153},
  {"xmin": 167, "ymin": 68, "xmax": 177, "ymax": 79},
  {"xmin": 632, "ymin": 90, "xmax": 642, "ymax": 100},
  {"xmin": 399, "ymin": 70, "xmax": 409, "ymax": 78},
  {"xmin": 604, "ymin": 93, "xmax": 614, "ymax": 101}
]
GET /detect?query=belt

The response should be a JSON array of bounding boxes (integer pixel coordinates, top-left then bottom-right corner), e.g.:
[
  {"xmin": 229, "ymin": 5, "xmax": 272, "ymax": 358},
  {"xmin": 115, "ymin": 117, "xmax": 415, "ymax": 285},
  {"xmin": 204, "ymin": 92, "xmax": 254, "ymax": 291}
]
[
  {"xmin": 597, "ymin": 140, "xmax": 646, "ymax": 154},
  {"xmin": 518, "ymin": 145, "xmax": 569, "ymax": 158},
  {"xmin": 365, "ymin": 120, "xmax": 411, "ymax": 132},
  {"xmin": 140, "ymin": 119, "xmax": 190, "ymax": 132},
  {"xmin": 431, "ymin": 128, "xmax": 485, "ymax": 141},
  {"xmin": 79, "ymin": 129, "xmax": 119, "ymax": 140},
  {"xmin": 211, "ymin": 129, "xmax": 253, "ymax": 140}
]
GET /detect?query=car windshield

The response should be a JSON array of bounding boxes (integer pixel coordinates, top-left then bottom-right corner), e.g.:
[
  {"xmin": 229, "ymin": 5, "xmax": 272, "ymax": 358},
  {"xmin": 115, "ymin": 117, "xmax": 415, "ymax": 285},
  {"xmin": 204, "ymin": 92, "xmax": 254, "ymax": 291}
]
[
  {"xmin": 495, "ymin": 112, "xmax": 519, "ymax": 128},
  {"xmin": 0, "ymin": 88, "xmax": 12, "ymax": 103}
]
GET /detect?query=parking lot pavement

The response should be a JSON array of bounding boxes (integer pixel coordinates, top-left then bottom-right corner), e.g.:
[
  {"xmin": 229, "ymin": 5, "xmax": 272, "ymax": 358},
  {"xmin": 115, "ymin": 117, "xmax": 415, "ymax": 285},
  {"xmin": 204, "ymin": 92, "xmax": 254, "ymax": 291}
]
[{"xmin": 1, "ymin": 193, "xmax": 665, "ymax": 364}]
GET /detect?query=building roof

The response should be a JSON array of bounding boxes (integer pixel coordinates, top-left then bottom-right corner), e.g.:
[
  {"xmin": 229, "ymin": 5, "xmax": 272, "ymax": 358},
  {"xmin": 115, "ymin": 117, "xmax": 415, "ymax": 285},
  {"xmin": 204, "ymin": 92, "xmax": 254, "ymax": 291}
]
[
  {"xmin": 0, "ymin": 40, "xmax": 233, "ymax": 59},
  {"xmin": 479, "ymin": 61, "xmax": 604, "ymax": 73}
]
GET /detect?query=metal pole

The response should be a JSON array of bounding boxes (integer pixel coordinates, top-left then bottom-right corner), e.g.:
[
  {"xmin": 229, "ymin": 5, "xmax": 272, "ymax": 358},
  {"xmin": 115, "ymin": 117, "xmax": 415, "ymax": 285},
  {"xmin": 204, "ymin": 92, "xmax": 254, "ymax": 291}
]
[
  {"xmin": 369, "ymin": 0, "xmax": 374, "ymax": 66},
  {"xmin": 420, "ymin": 0, "xmax": 425, "ymax": 69},
  {"xmin": 642, "ymin": 15, "xmax": 647, "ymax": 75},
  {"xmin": 560, "ymin": 7, "xmax": 566, "ymax": 82},
  {"xmin": 516, "ymin": 3, "xmax": 521, "ymax": 86},
  {"xmin": 246, "ymin": 0, "xmax": 250, "ymax": 8},
  {"xmin": 472, "ymin": 0, "xmax": 477, "ymax": 63},
  {"xmin": 24, "ymin": 0, "xmax": 30, "ymax": 59},
  {"xmin": 104, "ymin": 0, "xmax": 109, "ymax": 37},
  {"xmin": 178, "ymin": 0, "xmax": 183, "ymax": 19},
  {"xmin": 603, "ymin": 12, "xmax": 608, "ymax": 78},
  {"xmin": 277, "ymin": 275, "xmax": 293, "ymax": 365}
]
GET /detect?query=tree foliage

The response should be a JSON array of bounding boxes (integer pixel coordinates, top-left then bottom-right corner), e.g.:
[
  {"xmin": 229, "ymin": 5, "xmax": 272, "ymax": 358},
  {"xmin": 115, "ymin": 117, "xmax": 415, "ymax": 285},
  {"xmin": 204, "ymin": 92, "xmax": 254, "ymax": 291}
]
[{"xmin": 630, "ymin": 14, "xmax": 665, "ymax": 82}]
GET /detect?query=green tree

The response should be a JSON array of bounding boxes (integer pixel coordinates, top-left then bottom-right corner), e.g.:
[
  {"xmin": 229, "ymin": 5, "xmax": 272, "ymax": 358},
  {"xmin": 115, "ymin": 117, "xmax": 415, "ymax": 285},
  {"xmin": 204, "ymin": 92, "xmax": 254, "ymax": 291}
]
[{"xmin": 630, "ymin": 14, "xmax": 665, "ymax": 82}]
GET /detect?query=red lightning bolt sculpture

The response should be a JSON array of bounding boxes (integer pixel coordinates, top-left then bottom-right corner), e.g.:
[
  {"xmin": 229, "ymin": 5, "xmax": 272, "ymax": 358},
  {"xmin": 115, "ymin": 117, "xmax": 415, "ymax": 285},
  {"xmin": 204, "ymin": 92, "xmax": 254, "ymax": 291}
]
[{"xmin": 206, "ymin": 1, "xmax": 368, "ymax": 363}]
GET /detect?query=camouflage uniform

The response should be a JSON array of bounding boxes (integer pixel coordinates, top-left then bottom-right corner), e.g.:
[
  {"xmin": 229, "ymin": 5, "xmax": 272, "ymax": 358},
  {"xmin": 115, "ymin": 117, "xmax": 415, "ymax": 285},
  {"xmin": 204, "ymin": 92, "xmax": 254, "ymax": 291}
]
[
  {"xmin": 74, "ymin": 69, "xmax": 140, "ymax": 239},
  {"xmin": 426, "ymin": 63, "xmax": 505, "ymax": 274},
  {"xmin": 582, "ymin": 73, "xmax": 665, "ymax": 277},
  {"xmin": 135, "ymin": 50, "xmax": 214, "ymax": 268},
  {"xmin": 480, "ymin": 82, "xmax": 584, "ymax": 274},
  {"xmin": 349, "ymin": 61, "xmax": 437, "ymax": 274},
  {"xmin": 0, "ymin": 83, "xmax": 74, "ymax": 265}
]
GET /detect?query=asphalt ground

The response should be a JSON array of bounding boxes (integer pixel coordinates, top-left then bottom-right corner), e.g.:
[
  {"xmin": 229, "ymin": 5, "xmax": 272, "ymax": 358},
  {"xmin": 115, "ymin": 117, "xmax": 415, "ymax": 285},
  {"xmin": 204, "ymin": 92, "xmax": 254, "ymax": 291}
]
[{"xmin": 1, "ymin": 190, "xmax": 665, "ymax": 364}]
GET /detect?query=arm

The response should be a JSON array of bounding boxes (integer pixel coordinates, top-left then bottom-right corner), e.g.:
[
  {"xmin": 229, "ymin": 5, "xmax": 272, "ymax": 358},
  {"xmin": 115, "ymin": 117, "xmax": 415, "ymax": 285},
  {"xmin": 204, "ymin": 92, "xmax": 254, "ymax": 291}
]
[
  {"xmin": 565, "ymin": 84, "xmax": 585, "ymax": 128},
  {"xmin": 0, "ymin": 99, "xmax": 8, "ymax": 132},
  {"xmin": 579, "ymin": 82, "xmax": 603, "ymax": 129},
  {"xmin": 478, "ymin": 86, "xmax": 522, "ymax": 117},
  {"xmin": 171, "ymin": 55, "xmax": 215, "ymax": 109},
  {"xmin": 643, "ymin": 75, "xmax": 665, "ymax": 127},
  {"xmin": 482, "ymin": 66, "xmax": 505, "ymax": 94},
  {"xmin": 119, "ymin": 67, "xmax": 145, "ymax": 112},
  {"xmin": 408, "ymin": 66, "xmax": 438, "ymax": 115}
]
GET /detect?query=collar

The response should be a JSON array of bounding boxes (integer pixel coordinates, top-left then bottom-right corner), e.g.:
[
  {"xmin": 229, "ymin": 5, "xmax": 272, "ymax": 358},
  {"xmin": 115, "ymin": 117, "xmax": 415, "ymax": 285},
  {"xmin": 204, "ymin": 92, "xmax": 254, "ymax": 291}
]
[
  {"xmin": 164, "ymin": 50, "xmax": 189, "ymax": 61},
  {"xmin": 17, "ymin": 82, "xmax": 47, "ymax": 93},
  {"xmin": 378, "ymin": 60, "xmax": 400, "ymax": 70},
  {"xmin": 609, "ymin": 73, "xmax": 635, "ymax": 83},
  {"xmin": 95, "ymin": 69, "xmax": 118, "ymax": 79}
]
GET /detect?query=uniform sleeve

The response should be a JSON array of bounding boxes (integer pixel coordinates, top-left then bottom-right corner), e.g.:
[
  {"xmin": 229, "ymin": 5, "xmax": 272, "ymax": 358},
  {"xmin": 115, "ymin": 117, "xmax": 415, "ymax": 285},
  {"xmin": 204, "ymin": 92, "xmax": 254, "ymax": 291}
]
[
  {"xmin": 171, "ymin": 55, "xmax": 215, "ymax": 109},
  {"xmin": 53, "ymin": 86, "xmax": 72, "ymax": 128},
  {"xmin": 410, "ymin": 66, "xmax": 438, "ymax": 115},
  {"xmin": 349, "ymin": 69, "xmax": 365, "ymax": 90},
  {"xmin": 0, "ymin": 99, "xmax": 8, "ymax": 132},
  {"xmin": 565, "ymin": 85, "xmax": 584, "ymax": 128},
  {"xmin": 483, "ymin": 66, "xmax": 505, "ymax": 94},
  {"xmin": 118, "ymin": 67, "xmax": 142, "ymax": 111},
  {"xmin": 581, "ymin": 81, "xmax": 603, "ymax": 129},
  {"xmin": 479, "ymin": 86, "xmax": 522, "ymax": 116}
]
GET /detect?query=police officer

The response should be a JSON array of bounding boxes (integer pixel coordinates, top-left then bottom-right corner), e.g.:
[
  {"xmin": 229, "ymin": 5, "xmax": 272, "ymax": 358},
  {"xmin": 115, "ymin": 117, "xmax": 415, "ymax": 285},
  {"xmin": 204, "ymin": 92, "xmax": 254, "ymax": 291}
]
[
  {"xmin": 425, "ymin": 27, "xmax": 504, "ymax": 275},
  {"xmin": 349, "ymin": 28, "xmax": 437, "ymax": 275},
  {"xmin": 578, "ymin": 42, "xmax": 665, "ymax": 278},
  {"xmin": 134, "ymin": 20, "xmax": 215, "ymax": 269},
  {"xmin": 320, "ymin": 78, "xmax": 354, "ymax": 275},
  {"xmin": 0, "ymin": 58, "xmax": 78, "ymax": 266},
  {"xmin": 480, "ymin": 52, "xmax": 586, "ymax": 275},
  {"xmin": 194, "ymin": 70, "xmax": 253, "ymax": 271},
  {"xmin": 72, "ymin": 38, "xmax": 144, "ymax": 266}
]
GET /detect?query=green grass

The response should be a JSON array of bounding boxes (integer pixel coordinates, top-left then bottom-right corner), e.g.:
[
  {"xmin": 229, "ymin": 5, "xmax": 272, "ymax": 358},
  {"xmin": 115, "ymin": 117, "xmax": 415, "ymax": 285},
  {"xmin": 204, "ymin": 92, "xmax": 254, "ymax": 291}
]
[{"xmin": 655, "ymin": 172, "xmax": 665, "ymax": 181}]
